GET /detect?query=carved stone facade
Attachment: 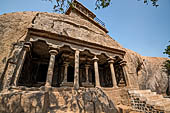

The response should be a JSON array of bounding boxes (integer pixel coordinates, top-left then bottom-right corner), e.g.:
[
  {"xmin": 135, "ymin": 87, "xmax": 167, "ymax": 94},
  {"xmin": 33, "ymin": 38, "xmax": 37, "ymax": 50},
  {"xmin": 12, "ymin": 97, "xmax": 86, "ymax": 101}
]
[
  {"xmin": 8, "ymin": 18, "xmax": 128, "ymax": 89},
  {"xmin": 0, "ymin": 0, "xmax": 129, "ymax": 90}
]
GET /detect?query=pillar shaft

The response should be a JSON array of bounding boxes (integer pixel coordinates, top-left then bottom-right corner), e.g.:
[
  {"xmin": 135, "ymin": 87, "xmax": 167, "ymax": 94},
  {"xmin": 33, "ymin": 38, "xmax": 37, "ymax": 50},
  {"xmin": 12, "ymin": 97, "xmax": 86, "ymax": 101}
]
[
  {"xmin": 85, "ymin": 65, "xmax": 90, "ymax": 83},
  {"xmin": 110, "ymin": 62, "xmax": 117, "ymax": 87},
  {"xmin": 121, "ymin": 62, "xmax": 130, "ymax": 86},
  {"xmin": 45, "ymin": 50, "xmax": 58, "ymax": 87},
  {"xmin": 13, "ymin": 42, "xmax": 31, "ymax": 86},
  {"xmin": 62, "ymin": 62, "xmax": 69, "ymax": 83},
  {"xmin": 93, "ymin": 56, "xmax": 100, "ymax": 87},
  {"xmin": 74, "ymin": 50, "xmax": 80, "ymax": 89},
  {"xmin": 108, "ymin": 58, "xmax": 117, "ymax": 88},
  {"xmin": 13, "ymin": 50, "xmax": 27, "ymax": 86}
]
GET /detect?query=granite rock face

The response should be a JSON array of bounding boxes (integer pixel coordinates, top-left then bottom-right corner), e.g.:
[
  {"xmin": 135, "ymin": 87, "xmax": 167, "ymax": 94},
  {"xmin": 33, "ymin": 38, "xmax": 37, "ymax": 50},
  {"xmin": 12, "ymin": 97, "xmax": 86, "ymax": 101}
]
[
  {"xmin": 0, "ymin": 12, "xmax": 38, "ymax": 84},
  {"xmin": 125, "ymin": 49, "xmax": 169, "ymax": 94}
]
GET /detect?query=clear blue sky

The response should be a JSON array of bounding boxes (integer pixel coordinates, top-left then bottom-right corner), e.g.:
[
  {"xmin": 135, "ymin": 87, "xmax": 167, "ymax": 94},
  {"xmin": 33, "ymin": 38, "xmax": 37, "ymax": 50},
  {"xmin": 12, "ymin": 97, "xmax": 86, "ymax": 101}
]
[{"xmin": 0, "ymin": 0, "xmax": 170, "ymax": 57}]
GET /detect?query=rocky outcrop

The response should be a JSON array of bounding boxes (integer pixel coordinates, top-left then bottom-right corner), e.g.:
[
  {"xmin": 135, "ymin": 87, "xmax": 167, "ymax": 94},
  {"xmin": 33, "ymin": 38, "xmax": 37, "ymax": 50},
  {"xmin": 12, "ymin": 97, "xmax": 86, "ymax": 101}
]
[
  {"xmin": 125, "ymin": 49, "xmax": 169, "ymax": 94},
  {"xmin": 0, "ymin": 12, "xmax": 38, "ymax": 83}
]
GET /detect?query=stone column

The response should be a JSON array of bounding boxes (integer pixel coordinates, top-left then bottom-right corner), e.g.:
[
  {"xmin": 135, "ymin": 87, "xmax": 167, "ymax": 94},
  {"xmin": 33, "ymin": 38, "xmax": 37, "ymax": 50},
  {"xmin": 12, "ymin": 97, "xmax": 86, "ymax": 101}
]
[
  {"xmin": 13, "ymin": 42, "xmax": 31, "ymax": 87},
  {"xmin": 120, "ymin": 61, "xmax": 130, "ymax": 86},
  {"xmin": 74, "ymin": 50, "xmax": 80, "ymax": 89},
  {"xmin": 85, "ymin": 64, "xmax": 90, "ymax": 83},
  {"xmin": 108, "ymin": 57, "xmax": 117, "ymax": 88},
  {"xmin": 93, "ymin": 56, "xmax": 100, "ymax": 87},
  {"xmin": 62, "ymin": 62, "xmax": 69, "ymax": 83},
  {"xmin": 45, "ymin": 49, "xmax": 58, "ymax": 87}
]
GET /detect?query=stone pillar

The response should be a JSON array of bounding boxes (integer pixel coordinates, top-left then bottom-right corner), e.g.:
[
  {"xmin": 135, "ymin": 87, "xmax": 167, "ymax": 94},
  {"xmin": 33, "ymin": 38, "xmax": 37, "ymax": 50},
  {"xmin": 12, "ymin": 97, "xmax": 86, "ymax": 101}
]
[
  {"xmin": 85, "ymin": 64, "xmax": 90, "ymax": 83},
  {"xmin": 93, "ymin": 56, "xmax": 100, "ymax": 87},
  {"xmin": 120, "ymin": 61, "xmax": 130, "ymax": 86},
  {"xmin": 74, "ymin": 50, "xmax": 80, "ymax": 89},
  {"xmin": 108, "ymin": 57, "xmax": 117, "ymax": 88},
  {"xmin": 45, "ymin": 49, "xmax": 58, "ymax": 87},
  {"xmin": 62, "ymin": 62, "xmax": 69, "ymax": 83},
  {"xmin": 13, "ymin": 42, "xmax": 32, "ymax": 87}
]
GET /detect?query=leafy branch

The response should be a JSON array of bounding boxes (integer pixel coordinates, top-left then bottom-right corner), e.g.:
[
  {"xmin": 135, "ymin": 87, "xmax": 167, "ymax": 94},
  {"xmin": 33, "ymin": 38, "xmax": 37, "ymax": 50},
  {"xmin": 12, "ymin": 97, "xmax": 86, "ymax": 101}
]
[
  {"xmin": 44, "ymin": 0, "xmax": 159, "ymax": 13},
  {"xmin": 163, "ymin": 41, "xmax": 170, "ymax": 76},
  {"xmin": 163, "ymin": 41, "xmax": 170, "ymax": 95}
]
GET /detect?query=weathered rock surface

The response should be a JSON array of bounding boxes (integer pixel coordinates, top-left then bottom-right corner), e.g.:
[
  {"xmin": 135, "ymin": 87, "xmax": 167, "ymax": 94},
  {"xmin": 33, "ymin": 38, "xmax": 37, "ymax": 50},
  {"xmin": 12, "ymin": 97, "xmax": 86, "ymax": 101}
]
[
  {"xmin": 0, "ymin": 12, "xmax": 38, "ymax": 85},
  {"xmin": 125, "ymin": 49, "xmax": 169, "ymax": 94},
  {"xmin": 32, "ymin": 12, "xmax": 124, "ymax": 51},
  {"xmin": 0, "ymin": 87, "xmax": 118, "ymax": 113}
]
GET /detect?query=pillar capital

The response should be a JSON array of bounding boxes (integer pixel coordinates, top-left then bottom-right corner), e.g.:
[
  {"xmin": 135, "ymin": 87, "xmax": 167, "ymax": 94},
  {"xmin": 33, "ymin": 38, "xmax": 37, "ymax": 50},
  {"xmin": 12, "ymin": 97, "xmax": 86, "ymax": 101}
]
[
  {"xmin": 85, "ymin": 64, "xmax": 91, "ymax": 68},
  {"xmin": 24, "ymin": 42, "xmax": 32, "ymax": 46},
  {"xmin": 63, "ymin": 62, "xmax": 69, "ymax": 67},
  {"xmin": 120, "ymin": 61, "xmax": 127, "ymax": 66},
  {"xmin": 92, "ymin": 56, "xmax": 99, "ymax": 61},
  {"xmin": 49, "ymin": 49, "xmax": 58, "ymax": 56},
  {"xmin": 107, "ymin": 57, "xmax": 116, "ymax": 64},
  {"xmin": 24, "ymin": 42, "xmax": 32, "ymax": 52}
]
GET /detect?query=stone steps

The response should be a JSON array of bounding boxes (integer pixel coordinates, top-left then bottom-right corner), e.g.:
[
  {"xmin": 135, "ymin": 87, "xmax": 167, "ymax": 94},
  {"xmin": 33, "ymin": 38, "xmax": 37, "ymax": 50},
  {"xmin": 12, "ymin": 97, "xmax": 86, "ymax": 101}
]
[
  {"xmin": 102, "ymin": 87, "xmax": 130, "ymax": 106},
  {"xmin": 146, "ymin": 98, "xmax": 169, "ymax": 105},
  {"xmin": 128, "ymin": 89, "xmax": 170, "ymax": 113}
]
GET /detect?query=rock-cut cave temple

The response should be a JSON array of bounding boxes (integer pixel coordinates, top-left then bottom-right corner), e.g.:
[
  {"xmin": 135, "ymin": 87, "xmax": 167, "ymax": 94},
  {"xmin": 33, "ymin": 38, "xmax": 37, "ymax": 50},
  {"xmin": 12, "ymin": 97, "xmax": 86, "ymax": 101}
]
[{"xmin": 0, "ymin": 0, "xmax": 170, "ymax": 113}]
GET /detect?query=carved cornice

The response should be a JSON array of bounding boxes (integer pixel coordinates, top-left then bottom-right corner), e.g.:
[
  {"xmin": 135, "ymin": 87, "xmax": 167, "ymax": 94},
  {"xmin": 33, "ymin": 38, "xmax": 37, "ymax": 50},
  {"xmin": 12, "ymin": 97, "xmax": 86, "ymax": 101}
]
[{"xmin": 28, "ymin": 28, "xmax": 126, "ymax": 59}]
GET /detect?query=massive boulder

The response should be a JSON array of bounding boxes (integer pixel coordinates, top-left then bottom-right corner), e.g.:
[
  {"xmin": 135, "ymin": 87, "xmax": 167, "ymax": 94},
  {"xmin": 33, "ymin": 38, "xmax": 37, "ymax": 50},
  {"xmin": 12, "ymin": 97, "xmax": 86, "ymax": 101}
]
[{"xmin": 124, "ymin": 49, "xmax": 168, "ymax": 94}]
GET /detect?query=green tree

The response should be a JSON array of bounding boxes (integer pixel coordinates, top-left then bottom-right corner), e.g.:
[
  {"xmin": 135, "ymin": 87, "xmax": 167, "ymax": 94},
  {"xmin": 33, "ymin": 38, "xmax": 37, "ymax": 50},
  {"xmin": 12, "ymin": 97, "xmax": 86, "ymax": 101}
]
[
  {"xmin": 45, "ymin": 0, "xmax": 159, "ymax": 13},
  {"xmin": 163, "ymin": 41, "xmax": 170, "ymax": 95}
]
